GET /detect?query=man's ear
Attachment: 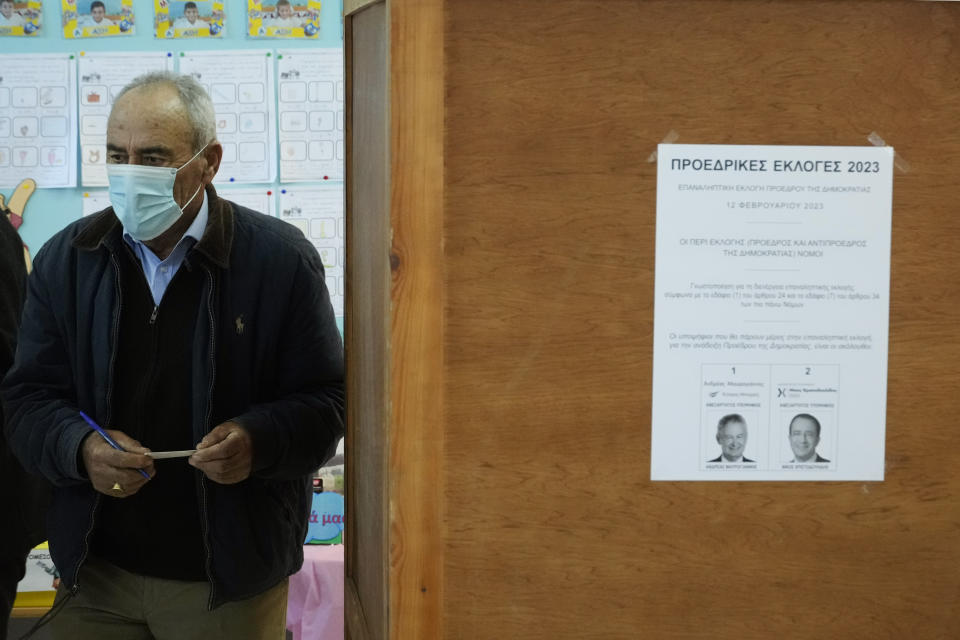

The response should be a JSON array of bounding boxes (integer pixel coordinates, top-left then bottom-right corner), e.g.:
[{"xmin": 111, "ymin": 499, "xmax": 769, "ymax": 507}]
[{"xmin": 202, "ymin": 141, "xmax": 223, "ymax": 183}]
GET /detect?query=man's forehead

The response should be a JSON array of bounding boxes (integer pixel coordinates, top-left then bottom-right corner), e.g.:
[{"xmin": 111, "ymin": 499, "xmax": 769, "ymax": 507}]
[
  {"xmin": 108, "ymin": 85, "xmax": 194, "ymax": 144},
  {"xmin": 114, "ymin": 84, "xmax": 184, "ymax": 113}
]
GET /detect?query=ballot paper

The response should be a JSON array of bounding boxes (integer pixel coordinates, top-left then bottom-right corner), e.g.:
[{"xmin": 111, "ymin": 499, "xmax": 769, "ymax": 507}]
[{"xmin": 146, "ymin": 450, "xmax": 197, "ymax": 459}]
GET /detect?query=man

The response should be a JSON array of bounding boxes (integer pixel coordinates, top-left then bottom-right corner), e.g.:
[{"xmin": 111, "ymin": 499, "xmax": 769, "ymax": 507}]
[
  {"xmin": 0, "ymin": 0, "xmax": 25, "ymax": 27},
  {"xmin": 79, "ymin": 0, "xmax": 114, "ymax": 27},
  {"xmin": 708, "ymin": 413, "xmax": 754, "ymax": 463},
  {"xmin": 788, "ymin": 413, "xmax": 830, "ymax": 463},
  {"xmin": 0, "ymin": 202, "xmax": 46, "ymax": 640},
  {"xmin": 266, "ymin": 0, "xmax": 303, "ymax": 28},
  {"xmin": 2, "ymin": 72, "xmax": 344, "ymax": 638},
  {"xmin": 173, "ymin": 1, "xmax": 207, "ymax": 32}
]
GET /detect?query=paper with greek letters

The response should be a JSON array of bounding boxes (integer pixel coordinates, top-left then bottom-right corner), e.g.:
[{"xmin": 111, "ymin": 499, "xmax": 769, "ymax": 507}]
[{"xmin": 651, "ymin": 144, "xmax": 893, "ymax": 481}]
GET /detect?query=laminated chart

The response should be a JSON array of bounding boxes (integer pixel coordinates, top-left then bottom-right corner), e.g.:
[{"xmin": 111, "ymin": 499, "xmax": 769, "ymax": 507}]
[
  {"xmin": 81, "ymin": 190, "xmax": 110, "ymax": 216},
  {"xmin": 155, "ymin": 0, "xmax": 224, "ymax": 38},
  {"xmin": 217, "ymin": 187, "xmax": 277, "ymax": 217},
  {"xmin": 79, "ymin": 52, "xmax": 174, "ymax": 186},
  {"xmin": 0, "ymin": 54, "xmax": 77, "ymax": 188},
  {"xmin": 62, "ymin": 0, "xmax": 135, "ymax": 38},
  {"xmin": 279, "ymin": 186, "xmax": 343, "ymax": 317},
  {"xmin": 0, "ymin": 0, "xmax": 42, "ymax": 36},
  {"xmin": 247, "ymin": 0, "xmax": 322, "ymax": 39},
  {"xmin": 277, "ymin": 49, "xmax": 343, "ymax": 182},
  {"xmin": 178, "ymin": 50, "xmax": 277, "ymax": 184}
]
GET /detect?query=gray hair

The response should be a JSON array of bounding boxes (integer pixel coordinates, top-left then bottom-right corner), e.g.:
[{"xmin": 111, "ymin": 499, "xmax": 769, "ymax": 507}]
[
  {"xmin": 716, "ymin": 413, "xmax": 746, "ymax": 432},
  {"xmin": 114, "ymin": 71, "xmax": 216, "ymax": 152}
]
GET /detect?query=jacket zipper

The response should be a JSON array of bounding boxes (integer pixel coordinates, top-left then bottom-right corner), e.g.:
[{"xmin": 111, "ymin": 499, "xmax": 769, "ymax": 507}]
[
  {"xmin": 71, "ymin": 253, "xmax": 124, "ymax": 591},
  {"xmin": 199, "ymin": 264, "xmax": 217, "ymax": 610}
]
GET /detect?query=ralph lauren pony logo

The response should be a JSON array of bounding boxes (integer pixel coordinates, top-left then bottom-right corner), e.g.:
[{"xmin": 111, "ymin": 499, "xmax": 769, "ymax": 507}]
[{"xmin": 235, "ymin": 314, "xmax": 245, "ymax": 335}]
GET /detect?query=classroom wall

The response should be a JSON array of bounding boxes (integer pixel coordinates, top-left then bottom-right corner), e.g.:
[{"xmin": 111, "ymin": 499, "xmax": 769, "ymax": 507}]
[{"xmin": 3, "ymin": 0, "xmax": 343, "ymax": 267}]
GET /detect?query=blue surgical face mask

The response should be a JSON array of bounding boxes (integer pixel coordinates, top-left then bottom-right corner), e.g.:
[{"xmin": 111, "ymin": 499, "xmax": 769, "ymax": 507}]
[{"xmin": 106, "ymin": 145, "xmax": 207, "ymax": 242}]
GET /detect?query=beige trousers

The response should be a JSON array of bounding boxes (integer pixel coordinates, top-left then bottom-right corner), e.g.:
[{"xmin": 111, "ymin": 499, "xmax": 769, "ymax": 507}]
[{"xmin": 49, "ymin": 555, "xmax": 289, "ymax": 640}]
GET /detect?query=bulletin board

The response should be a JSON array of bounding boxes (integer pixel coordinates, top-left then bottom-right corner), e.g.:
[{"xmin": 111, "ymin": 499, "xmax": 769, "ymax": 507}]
[{"xmin": 1, "ymin": 0, "xmax": 345, "ymax": 323}]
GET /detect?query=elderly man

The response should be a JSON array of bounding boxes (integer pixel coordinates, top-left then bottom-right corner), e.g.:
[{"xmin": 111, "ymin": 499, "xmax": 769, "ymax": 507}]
[
  {"xmin": 708, "ymin": 413, "xmax": 754, "ymax": 463},
  {"xmin": 788, "ymin": 413, "xmax": 830, "ymax": 463},
  {"xmin": 2, "ymin": 71, "xmax": 344, "ymax": 639}
]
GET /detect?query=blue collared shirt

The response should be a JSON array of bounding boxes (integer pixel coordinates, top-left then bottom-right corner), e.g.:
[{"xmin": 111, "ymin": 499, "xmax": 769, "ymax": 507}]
[{"xmin": 122, "ymin": 192, "xmax": 209, "ymax": 306}]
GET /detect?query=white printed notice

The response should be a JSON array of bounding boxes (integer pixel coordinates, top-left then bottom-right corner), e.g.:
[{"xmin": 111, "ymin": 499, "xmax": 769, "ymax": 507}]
[
  {"xmin": 651, "ymin": 144, "xmax": 893, "ymax": 481},
  {"xmin": 217, "ymin": 187, "xmax": 277, "ymax": 217},
  {"xmin": 79, "ymin": 52, "xmax": 174, "ymax": 187},
  {"xmin": 0, "ymin": 53, "xmax": 77, "ymax": 188},
  {"xmin": 276, "ymin": 49, "xmax": 344, "ymax": 183},
  {"xmin": 178, "ymin": 50, "xmax": 277, "ymax": 184},
  {"xmin": 279, "ymin": 186, "xmax": 344, "ymax": 317}
]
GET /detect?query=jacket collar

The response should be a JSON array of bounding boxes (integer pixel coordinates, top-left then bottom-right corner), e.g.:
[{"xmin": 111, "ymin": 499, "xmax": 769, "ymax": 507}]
[{"xmin": 72, "ymin": 184, "xmax": 233, "ymax": 269}]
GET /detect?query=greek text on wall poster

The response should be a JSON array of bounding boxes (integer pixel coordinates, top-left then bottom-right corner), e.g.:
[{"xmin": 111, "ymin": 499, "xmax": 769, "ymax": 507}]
[{"xmin": 651, "ymin": 144, "xmax": 893, "ymax": 481}]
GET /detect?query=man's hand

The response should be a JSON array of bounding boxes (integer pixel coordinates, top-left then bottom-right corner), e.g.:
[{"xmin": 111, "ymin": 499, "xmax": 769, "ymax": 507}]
[
  {"xmin": 189, "ymin": 421, "xmax": 253, "ymax": 484},
  {"xmin": 81, "ymin": 430, "xmax": 155, "ymax": 498}
]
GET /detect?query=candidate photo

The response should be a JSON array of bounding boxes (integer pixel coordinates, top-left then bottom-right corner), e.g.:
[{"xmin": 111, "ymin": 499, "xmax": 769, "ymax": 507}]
[
  {"xmin": 708, "ymin": 413, "xmax": 754, "ymax": 463},
  {"xmin": 788, "ymin": 413, "xmax": 830, "ymax": 463}
]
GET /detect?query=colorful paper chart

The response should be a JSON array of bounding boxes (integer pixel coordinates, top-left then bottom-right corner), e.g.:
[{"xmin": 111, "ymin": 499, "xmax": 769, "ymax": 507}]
[
  {"xmin": 0, "ymin": 0, "xmax": 43, "ymax": 37},
  {"xmin": 155, "ymin": 0, "xmax": 224, "ymax": 39},
  {"xmin": 247, "ymin": 0, "xmax": 321, "ymax": 39},
  {"xmin": 62, "ymin": 0, "xmax": 135, "ymax": 39}
]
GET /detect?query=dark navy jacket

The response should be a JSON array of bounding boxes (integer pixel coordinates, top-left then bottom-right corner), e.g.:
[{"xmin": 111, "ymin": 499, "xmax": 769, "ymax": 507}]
[{"xmin": 1, "ymin": 187, "xmax": 344, "ymax": 608}]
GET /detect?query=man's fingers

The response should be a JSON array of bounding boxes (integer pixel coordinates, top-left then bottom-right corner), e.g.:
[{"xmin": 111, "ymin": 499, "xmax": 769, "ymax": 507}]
[
  {"xmin": 191, "ymin": 432, "xmax": 238, "ymax": 462},
  {"xmin": 196, "ymin": 425, "xmax": 233, "ymax": 449}
]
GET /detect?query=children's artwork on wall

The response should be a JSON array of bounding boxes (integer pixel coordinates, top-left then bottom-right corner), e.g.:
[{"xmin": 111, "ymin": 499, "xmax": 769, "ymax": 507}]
[
  {"xmin": 62, "ymin": 0, "xmax": 134, "ymax": 38},
  {"xmin": 0, "ymin": 0, "xmax": 43, "ymax": 37},
  {"xmin": 278, "ymin": 186, "xmax": 343, "ymax": 316},
  {"xmin": 78, "ymin": 51, "xmax": 174, "ymax": 186},
  {"xmin": 277, "ymin": 49, "xmax": 343, "ymax": 183},
  {"xmin": 0, "ymin": 53, "xmax": 78, "ymax": 189},
  {"xmin": 247, "ymin": 0, "xmax": 321, "ymax": 39},
  {"xmin": 178, "ymin": 49, "xmax": 277, "ymax": 183},
  {"xmin": 155, "ymin": 0, "xmax": 223, "ymax": 39}
]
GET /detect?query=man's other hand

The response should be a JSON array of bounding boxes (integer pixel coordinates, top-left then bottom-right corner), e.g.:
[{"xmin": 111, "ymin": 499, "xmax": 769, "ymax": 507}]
[{"xmin": 189, "ymin": 421, "xmax": 253, "ymax": 484}]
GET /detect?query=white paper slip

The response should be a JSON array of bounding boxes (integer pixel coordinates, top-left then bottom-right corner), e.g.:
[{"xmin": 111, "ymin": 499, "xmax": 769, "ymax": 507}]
[{"xmin": 146, "ymin": 450, "xmax": 197, "ymax": 459}]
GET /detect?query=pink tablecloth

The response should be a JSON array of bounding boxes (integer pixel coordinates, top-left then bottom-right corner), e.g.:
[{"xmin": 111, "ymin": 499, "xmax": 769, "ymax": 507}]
[{"xmin": 286, "ymin": 545, "xmax": 344, "ymax": 640}]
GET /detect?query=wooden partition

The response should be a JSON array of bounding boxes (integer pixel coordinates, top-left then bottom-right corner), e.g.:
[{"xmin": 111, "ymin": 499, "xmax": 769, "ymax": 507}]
[{"xmin": 346, "ymin": 1, "xmax": 960, "ymax": 637}]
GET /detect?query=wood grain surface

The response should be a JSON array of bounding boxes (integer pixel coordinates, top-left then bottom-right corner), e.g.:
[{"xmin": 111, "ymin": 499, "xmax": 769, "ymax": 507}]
[
  {"xmin": 345, "ymin": 3, "xmax": 389, "ymax": 639},
  {"xmin": 387, "ymin": 0, "xmax": 446, "ymax": 638},
  {"xmin": 439, "ymin": 1, "xmax": 960, "ymax": 638}
]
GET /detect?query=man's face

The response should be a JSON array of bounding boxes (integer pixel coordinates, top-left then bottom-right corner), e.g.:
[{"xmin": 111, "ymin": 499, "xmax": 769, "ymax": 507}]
[
  {"xmin": 789, "ymin": 417, "xmax": 820, "ymax": 462},
  {"xmin": 185, "ymin": 7, "xmax": 199, "ymax": 23},
  {"xmin": 92, "ymin": 6, "xmax": 106, "ymax": 22},
  {"xmin": 717, "ymin": 421, "xmax": 747, "ymax": 461},
  {"xmin": 106, "ymin": 85, "xmax": 215, "ymax": 221},
  {"xmin": 278, "ymin": 4, "xmax": 293, "ymax": 19},
  {"xmin": 0, "ymin": 2, "xmax": 14, "ymax": 19}
]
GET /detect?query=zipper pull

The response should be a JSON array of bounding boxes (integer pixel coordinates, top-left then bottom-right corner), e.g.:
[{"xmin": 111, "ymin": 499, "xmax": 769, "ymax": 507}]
[{"xmin": 149, "ymin": 305, "xmax": 158, "ymax": 325}]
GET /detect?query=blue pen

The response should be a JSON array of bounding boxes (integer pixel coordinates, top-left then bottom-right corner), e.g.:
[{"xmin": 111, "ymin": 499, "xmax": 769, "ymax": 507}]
[{"xmin": 79, "ymin": 411, "xmax": 151, "ymax": 479}]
